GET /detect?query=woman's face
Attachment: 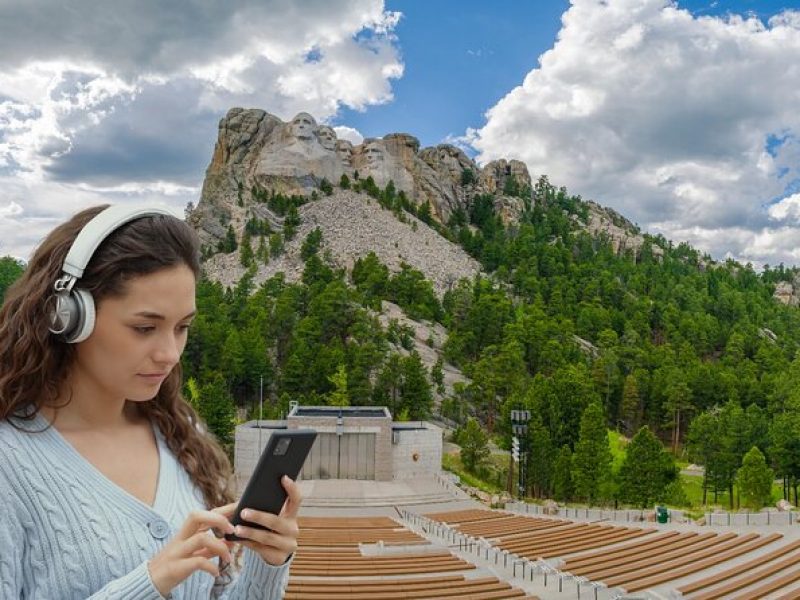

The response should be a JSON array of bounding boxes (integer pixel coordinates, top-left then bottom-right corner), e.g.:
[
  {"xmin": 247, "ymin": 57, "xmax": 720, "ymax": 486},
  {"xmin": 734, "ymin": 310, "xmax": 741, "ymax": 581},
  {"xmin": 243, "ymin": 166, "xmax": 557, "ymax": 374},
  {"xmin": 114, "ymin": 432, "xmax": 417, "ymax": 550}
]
[{"xmin": 71, "ymin": 264, "xmax": 196, "ymax": 403}]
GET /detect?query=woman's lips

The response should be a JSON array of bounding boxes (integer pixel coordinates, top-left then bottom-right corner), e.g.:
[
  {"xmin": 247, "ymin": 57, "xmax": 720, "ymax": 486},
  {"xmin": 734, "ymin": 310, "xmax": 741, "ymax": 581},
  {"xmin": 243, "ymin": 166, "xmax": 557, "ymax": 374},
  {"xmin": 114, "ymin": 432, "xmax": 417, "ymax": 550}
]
[{"xmin": 138, "ymin": 373, "xmax": 168, "ymax": 382}]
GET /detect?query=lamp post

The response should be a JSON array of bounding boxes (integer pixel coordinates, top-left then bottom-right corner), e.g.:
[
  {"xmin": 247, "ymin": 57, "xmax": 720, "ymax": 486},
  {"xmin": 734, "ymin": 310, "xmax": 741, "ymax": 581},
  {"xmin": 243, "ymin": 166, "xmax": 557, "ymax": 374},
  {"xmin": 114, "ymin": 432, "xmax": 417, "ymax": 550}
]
[{"xmin": 510, "ymin": 409, "xmax": 531, "ymax": 500}]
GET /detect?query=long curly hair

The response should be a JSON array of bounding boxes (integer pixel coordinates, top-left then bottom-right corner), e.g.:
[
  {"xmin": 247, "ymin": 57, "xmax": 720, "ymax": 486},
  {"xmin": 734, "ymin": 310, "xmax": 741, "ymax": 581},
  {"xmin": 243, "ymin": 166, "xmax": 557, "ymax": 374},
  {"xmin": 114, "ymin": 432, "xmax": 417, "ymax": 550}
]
[{"xmin": 0, "ymin": 205, "xmax": 234, "ymax": 509}]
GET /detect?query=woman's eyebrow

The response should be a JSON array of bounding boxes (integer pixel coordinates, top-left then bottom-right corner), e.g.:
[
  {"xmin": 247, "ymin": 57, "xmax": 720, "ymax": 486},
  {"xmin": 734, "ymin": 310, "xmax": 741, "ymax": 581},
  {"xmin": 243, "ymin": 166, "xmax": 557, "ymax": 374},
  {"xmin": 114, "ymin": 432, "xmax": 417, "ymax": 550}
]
[{"xmin": 133, "ymin": 310, "xmax": 197, "ymax": 320}]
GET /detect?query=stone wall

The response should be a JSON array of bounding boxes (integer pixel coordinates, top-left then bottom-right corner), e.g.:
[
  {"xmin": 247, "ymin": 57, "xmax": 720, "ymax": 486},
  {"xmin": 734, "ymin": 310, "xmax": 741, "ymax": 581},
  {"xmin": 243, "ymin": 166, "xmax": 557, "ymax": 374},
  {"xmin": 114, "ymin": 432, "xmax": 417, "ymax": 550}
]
[{"xmin": 391, "ymin": 422, "xmax": 443, "ymax": 480}]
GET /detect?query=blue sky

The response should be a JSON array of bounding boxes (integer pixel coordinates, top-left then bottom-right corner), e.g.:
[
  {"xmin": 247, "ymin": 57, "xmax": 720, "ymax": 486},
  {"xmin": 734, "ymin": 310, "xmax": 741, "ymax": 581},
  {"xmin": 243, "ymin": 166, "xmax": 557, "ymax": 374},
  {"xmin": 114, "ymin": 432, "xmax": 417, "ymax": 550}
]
[
  {"xmin": 1, "ymin": 0, "xmax": 800, "ymax": 269},
  {"xmin": 337, "ymin": 1, "xmax": 570, "ymax": 148},
  {"xmin": 339, "ymin": 0, "xmax": 795, "ymax": 147}
]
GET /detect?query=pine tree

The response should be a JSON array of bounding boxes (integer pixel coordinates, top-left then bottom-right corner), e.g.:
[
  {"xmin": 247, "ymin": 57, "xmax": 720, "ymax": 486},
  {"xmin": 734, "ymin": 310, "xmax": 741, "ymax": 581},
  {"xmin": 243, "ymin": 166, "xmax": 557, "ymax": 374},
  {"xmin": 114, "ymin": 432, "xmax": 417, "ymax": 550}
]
[
  {"xmin": 553, "ymin": 445, "xmax": 574, "ymax": 502},
  {"xmin": 459, "ymin": 417, "xmax": 489, "ymax": 474},
  {"xmin": 239, "ymin": 228, "xmax": 253, "ymax": 267},
  {"xmin": 737, "ymin": 446, "xmax": 774, "ymax": 510},
  {"xmin": 197, "ymin": 372, "xmax": 236, "ymax": 448},
  {"xmin": 618, "ymin": 426, "xmax": 677, "ymax": 508},
  {"xmin": 222, "ymin": 224, "xmax": 237, "ymax": 253},
  {"xmin": 400, "ymin": 351, "xmax": 433, "ymax": 420},
  {"xmin": 526, "ymin": 413, "xmax": 554, "ymax": 498},
  {"xmin": 0, "ymin": 256, "xmax": 24, "ymax": 300},
  {"xmin": 620, "ymin": 374, "xmax": 641, "ymax": 436},
  {"xmin": 573, "ymin": 401, "xmax": 612, "ymax": 504},
  {"xmin": 327, "ymin": 364, "xmax": 349, "ymax": 407}
]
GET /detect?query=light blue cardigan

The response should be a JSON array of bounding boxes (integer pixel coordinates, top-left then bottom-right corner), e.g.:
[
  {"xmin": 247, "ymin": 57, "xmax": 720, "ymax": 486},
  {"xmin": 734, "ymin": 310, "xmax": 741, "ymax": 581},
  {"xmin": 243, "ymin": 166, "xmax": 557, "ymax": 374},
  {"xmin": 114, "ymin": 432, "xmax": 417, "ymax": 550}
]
[{"xmin": 0, "ymin": 413, "xmax": 290, "ymax": 599}]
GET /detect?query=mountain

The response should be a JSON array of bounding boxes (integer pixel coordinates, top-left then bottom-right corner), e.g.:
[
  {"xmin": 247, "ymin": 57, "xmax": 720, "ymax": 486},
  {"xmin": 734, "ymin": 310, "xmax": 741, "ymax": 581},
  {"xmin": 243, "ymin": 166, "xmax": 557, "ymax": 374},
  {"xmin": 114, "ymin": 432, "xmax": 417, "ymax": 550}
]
[{"xmin": 189, "ymin": 108, "xmax": 663, "ymax": 290}]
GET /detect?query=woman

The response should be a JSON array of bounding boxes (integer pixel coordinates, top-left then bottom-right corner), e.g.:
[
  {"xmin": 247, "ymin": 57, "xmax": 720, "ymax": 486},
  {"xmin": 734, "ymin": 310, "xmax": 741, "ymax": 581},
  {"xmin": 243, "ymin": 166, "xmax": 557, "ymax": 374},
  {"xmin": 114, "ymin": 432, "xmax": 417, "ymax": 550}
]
[{"xmin": 0, "ymin": 205, "xmax": 299, "ymax": 599}]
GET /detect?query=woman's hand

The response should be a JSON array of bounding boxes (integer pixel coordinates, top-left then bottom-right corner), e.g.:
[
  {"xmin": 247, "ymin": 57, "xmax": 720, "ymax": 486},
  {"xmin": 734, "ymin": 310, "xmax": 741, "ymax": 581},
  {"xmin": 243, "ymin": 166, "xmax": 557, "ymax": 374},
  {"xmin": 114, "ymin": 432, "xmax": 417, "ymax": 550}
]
[
  {"xmin": 229, "ymin": 475, "xmax": 302, "ymax": 566},
  {"xmin": 147, "ymin": 509, "xmax": 236, "ymax": 597}
]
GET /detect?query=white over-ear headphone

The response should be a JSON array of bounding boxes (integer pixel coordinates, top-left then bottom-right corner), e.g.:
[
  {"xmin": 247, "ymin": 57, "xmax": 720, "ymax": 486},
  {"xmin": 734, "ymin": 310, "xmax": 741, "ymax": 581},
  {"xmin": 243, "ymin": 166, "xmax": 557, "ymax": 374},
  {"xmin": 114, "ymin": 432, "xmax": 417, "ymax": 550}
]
[{"xmin": 48, "ymin": 205, "xmax": 176, "ymax": 344}]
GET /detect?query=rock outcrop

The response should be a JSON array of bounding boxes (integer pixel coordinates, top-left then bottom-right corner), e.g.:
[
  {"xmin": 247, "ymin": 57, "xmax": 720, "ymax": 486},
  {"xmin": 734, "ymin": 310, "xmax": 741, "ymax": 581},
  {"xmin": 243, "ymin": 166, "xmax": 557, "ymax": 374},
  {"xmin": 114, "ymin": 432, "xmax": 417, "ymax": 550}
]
[
  {"xmin": 582, "ymin": 201, "xmax": 664, "ymax": 260},
  {"xmin": 201, "ymin": 191, "xmax": 482, "ymax": 297},
  {"xmin": 189, "ymin": 108, "xmax": 534, "ymax": 247},
  {"xmin": 773, "ymin": 274, "xmax": 800, "ymax": 306}
]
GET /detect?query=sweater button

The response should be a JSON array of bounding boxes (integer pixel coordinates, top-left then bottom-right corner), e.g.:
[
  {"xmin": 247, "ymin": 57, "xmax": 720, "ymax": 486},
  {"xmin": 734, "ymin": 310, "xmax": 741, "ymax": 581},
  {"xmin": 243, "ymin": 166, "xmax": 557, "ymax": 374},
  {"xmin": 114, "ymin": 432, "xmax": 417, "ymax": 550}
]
[{"xmin": 148, "ymin": 519, "xmax": 170, "ymax": 540}]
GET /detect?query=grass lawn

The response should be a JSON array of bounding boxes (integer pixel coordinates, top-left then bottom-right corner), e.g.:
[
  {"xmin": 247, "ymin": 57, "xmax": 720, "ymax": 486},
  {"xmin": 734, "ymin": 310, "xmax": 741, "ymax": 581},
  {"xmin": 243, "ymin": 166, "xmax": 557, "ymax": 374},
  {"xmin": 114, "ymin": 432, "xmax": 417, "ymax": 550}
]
[
  {"xmin": 681, "ymin": 473, "xmax": 786, "ymax": 509},
  {"xmin": 442, "ymin": 452, "xmax": 504, "ymax": 494}
]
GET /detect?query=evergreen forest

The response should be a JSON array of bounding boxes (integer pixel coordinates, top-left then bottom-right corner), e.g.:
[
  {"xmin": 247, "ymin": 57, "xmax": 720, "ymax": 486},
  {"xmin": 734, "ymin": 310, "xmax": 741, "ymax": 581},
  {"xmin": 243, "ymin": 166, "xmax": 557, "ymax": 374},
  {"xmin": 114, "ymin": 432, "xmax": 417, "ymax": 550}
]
[{"xmin": 5, "ymin": 173, "xmax": 800, "ymax": 511}]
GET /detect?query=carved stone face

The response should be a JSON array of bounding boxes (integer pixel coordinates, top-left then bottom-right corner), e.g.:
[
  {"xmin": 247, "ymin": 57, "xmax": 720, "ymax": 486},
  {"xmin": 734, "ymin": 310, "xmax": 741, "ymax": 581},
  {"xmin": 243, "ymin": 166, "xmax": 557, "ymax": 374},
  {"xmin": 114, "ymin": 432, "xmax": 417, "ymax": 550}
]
[
  {"xmin": 363, "ymin": 140, "xmax": 384, "ymax": 168},
  {"xmin": 336, "ymin": 140, "xmax": 353, "ymax": 167},
  {"xmin": 290, "ymin": 112, "xmax": 316, "ymax": 140},
  {"xmin": 315, "ymin": 126, "xmax": 337, "ymax": 151}
]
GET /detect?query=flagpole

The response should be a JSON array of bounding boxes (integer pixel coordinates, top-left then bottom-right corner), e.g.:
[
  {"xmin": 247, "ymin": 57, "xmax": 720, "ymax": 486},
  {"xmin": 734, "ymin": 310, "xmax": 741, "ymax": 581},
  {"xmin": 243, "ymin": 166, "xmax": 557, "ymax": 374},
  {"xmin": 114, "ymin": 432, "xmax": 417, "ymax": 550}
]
[{"xmin": 258, "ymin": 374, "xmax": 263, "ymax": 453}]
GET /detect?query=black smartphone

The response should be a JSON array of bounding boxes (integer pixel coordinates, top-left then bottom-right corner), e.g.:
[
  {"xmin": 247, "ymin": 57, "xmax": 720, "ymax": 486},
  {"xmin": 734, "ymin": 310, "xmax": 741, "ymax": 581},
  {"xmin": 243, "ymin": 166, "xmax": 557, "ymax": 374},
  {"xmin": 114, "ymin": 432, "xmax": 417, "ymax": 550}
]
[{"xmin": 225, "ymin": 429, "xmax": 317, "ymax": 541}]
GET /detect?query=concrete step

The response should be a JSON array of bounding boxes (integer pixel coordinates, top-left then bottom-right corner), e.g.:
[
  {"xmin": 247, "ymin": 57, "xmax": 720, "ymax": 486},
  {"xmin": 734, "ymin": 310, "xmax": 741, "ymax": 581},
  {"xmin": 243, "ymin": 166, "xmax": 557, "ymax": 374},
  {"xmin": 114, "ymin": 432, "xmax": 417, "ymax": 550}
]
[{"xmin": 302, "ymin": 492, "xmax": 459, "ymax": 508}]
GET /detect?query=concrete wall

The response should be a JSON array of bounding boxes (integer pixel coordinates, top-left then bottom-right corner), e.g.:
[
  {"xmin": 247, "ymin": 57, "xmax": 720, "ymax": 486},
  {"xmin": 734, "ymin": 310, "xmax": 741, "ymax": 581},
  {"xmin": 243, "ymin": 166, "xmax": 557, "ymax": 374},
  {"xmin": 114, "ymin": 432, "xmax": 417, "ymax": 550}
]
[
  {"xmin": 287, "ymin": 413, "xmax": 393, "ymax": 480},
  {"xmin": 391, "ymin": 422, "xmax": 442, "ymax": 479},
  {"xmin": 234, "ymin": 411, "xmax": 444, "ymax": 485}
]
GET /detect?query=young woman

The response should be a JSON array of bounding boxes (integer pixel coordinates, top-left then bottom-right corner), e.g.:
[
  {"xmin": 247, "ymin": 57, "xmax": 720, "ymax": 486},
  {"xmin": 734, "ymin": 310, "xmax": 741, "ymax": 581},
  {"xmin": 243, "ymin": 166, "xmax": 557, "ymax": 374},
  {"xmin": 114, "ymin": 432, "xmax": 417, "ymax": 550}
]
[{"xmin": 0, "ymin": 205, "xmax": 300, "ymax": 599}]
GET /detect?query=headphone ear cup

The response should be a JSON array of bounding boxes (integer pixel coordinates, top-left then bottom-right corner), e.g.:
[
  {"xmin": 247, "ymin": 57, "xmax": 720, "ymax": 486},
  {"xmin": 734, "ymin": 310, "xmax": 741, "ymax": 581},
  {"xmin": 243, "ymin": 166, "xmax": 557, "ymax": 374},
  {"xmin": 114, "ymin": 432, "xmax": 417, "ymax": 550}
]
[
  {"xmin": 67, "ymin": 288, "xmax": 96, "ymax": 344},
  {"xmin": 49, "ymin": 292, "xmax": 78, "ymax": 337}
]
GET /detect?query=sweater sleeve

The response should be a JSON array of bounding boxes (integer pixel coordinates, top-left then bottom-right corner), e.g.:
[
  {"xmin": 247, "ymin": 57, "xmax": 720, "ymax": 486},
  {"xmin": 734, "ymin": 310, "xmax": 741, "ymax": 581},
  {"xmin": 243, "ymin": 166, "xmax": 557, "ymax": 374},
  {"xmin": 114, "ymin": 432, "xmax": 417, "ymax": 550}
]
[
  {"xmin": 0, "ymin": 485, "xmax": 24, "ymax": 600},
  {"xmin": 216, "ymin": 547, "xmax": 291, "ymax": 600}
]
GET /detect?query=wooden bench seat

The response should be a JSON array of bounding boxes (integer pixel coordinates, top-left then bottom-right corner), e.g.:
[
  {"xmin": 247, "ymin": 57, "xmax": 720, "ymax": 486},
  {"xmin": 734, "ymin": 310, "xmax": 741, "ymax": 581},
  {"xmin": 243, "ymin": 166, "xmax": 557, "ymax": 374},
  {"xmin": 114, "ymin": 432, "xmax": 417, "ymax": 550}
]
[
  {"xmin": 498, "ymin": 522, "xmax": 593, "ymax": 547},
  {"xmin": 298, "ymin": 530, "xmax": 426, "ymax": 546},
  {"xmin": 565, "ymin": 530, "xmax": 679, "ymax": 571},
  {"xmin": 678, "ymin": 537, "xmax": 800, "ymax": 597},
  {"xmin": 423, "ymin": 509, "xmax": 510, "ymax": 524},
  {"xmin": 600, "ymin": 533, "xmax": 744, "ymax": 588},
  {"xmin": 534, "ymin": 527, "xmax": 652, "ymax": 559},
  {"xmin": 285, "ymin": 575, "xmax": 528, "ymax": 599},
  {"xmin": 775, "ymin": 584, "xmax": 800, "ymax": 600},
  {"xmin": 621, "ymin": 533, "xmax": 780, "ymax": 593},
  {"xmin": 573, "ymin": 531, "xmax": 717, "ymax": 579},
  {"xmin": 298, "ymin": 516, "xmax": 400, "ymax": 529},
  {"xmin": 688, "ymin": 546, "xmax": 800, "ymax": 600},
  {"xmin": 455, "ymin": 516, "xmax": 566, "ymax": 538},
  {"xmin": 729, "ymin": 567, "xmax": 800, "ymax": 600}
]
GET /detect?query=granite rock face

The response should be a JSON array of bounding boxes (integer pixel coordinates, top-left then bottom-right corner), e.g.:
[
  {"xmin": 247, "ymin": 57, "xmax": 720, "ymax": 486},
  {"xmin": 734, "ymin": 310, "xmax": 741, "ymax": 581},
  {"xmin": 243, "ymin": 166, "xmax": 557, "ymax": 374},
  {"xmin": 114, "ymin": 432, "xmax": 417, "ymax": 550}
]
[
  {"xmin": 191, "ymin": 108, "xmax": 665, "ymax": 284},
  {"xmin": 773, "ymin": 274, "xmax": 800, "ymax": 306},
  {"xmin": 190, "ymin": 108, "xmax": 534, "ymax": 246}
]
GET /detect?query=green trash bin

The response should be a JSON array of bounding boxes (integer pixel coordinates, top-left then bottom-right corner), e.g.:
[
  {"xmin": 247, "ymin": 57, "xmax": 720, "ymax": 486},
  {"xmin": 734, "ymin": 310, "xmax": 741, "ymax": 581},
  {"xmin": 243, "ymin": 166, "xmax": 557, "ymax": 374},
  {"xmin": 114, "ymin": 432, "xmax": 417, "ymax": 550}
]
[{"xmin": 656, "ymin": 506, "xmax": 669, "ymax": 523}]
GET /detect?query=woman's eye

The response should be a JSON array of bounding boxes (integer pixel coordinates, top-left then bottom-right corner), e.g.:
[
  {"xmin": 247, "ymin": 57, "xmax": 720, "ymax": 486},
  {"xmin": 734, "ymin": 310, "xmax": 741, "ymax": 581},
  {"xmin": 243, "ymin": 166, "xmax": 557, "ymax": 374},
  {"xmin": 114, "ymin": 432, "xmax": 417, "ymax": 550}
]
[
  {"xmin": 133, "ymin": 326, "xmax": 155, "ymax": 334},
  {"xmin": 178, "ymin": 324, "xmax": 192, "ymax": 333}
]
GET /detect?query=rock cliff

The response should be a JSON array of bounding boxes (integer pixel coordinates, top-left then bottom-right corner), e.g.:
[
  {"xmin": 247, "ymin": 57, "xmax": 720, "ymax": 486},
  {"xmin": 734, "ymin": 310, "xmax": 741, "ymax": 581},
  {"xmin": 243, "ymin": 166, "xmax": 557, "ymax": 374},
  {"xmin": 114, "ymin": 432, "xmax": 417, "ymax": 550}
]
[{"xmin": 190, "ymin": 108, "xmax": 664, "ymax": 288}]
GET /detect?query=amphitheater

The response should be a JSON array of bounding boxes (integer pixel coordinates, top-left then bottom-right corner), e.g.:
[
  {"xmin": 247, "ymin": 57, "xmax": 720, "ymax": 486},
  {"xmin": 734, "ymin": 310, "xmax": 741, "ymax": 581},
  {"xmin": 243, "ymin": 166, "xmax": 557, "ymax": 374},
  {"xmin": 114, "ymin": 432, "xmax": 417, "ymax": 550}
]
[{"xmin": 234, "ymin": 409, "xmax": 800, "ymax": 599}]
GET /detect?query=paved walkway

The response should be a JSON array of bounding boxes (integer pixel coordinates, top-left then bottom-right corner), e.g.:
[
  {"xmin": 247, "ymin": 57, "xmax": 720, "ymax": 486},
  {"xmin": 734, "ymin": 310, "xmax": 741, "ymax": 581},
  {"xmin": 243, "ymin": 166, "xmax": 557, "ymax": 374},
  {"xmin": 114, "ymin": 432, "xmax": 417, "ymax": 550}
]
[{"xmin": 297, "ymin": 476, "xmax": 478, "ymax": 516}]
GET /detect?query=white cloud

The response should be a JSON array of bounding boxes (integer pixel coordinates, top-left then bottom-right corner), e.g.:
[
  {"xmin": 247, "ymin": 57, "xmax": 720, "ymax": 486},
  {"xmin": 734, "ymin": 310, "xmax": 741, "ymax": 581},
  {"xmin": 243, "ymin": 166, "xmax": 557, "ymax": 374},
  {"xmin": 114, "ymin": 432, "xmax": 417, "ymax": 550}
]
[
  {"xmin": 333, "ymin": 126, "xmax": 364, "ymax": 145},
  {"xmin": 767, "ymin": 193, "xmax": 800, "ymax": 222},
  {"xmin": 0, "ymin": 0, "xmax": 403, "ymax": 259},
  {"xmin": 470, "ymin": 0, "xmax": 800, "ymax": 267}
]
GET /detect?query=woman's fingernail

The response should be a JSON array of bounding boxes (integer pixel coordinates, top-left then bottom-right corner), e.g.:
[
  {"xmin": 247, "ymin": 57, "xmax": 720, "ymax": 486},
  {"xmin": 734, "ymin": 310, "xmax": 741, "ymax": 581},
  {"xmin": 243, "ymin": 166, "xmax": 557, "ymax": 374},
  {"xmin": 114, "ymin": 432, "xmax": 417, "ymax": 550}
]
[
  {"xmin": 235, "ymin": 526, "xmax": 245, "ymax": 536},
  {"xmin": 241, "ymin": 509, "xmax": 251, "ymax": 519}
]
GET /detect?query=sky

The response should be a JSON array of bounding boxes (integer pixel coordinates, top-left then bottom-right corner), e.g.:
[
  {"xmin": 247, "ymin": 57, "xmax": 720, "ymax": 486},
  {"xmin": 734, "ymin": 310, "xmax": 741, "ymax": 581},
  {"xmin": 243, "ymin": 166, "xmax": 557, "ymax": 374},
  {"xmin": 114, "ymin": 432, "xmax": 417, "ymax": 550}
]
[{"xmin": 1, "ymin": 0, "xmax": 800, "ymax": 270}]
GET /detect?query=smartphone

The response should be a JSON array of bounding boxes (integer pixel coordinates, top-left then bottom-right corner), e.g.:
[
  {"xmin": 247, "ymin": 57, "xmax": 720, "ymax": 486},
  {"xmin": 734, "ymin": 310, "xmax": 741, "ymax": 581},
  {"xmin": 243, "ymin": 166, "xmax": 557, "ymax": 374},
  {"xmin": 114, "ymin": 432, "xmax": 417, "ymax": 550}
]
[{"xmin": 225, "ymin": 429, "xmax": 317, "ymax": 541}]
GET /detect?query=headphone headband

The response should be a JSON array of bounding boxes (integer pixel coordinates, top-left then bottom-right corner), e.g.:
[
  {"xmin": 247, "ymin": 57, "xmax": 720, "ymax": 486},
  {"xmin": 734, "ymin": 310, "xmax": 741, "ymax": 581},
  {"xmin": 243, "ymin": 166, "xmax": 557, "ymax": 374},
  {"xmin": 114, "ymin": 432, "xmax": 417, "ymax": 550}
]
[
  {"xmin": 62, "ymin": 205, "xmax": 176, "ymax": 279},
  {"xmin": 50, "ymin": 204, "xmax": 179, "ymax": 343}
]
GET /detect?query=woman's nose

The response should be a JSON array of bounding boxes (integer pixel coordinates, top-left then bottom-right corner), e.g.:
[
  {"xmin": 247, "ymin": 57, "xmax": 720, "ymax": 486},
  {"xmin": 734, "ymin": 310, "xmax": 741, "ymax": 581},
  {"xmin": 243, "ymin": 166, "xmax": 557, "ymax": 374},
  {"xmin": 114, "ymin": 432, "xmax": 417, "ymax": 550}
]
[{"xmin": 154, "ymin": 333, "xmax": 181, "ymax": 364}]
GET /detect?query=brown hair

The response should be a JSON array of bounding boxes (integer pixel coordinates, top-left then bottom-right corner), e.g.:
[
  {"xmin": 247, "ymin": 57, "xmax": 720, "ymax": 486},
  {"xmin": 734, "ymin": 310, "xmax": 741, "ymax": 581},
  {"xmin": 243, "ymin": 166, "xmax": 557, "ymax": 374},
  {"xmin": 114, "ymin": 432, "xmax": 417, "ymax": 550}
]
[{"xmin": 0, "ymin": 204, "xmax": 234, "ymax": 509}]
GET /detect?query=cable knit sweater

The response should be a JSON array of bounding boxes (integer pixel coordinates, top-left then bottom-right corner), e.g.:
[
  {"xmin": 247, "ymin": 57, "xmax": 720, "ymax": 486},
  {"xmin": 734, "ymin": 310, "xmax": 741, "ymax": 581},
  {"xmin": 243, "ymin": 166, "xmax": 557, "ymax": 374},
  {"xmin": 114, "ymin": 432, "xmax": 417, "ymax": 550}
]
[{"xmin": 0, "ymin": 413, "xmax": 290, "ymax": 599}]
